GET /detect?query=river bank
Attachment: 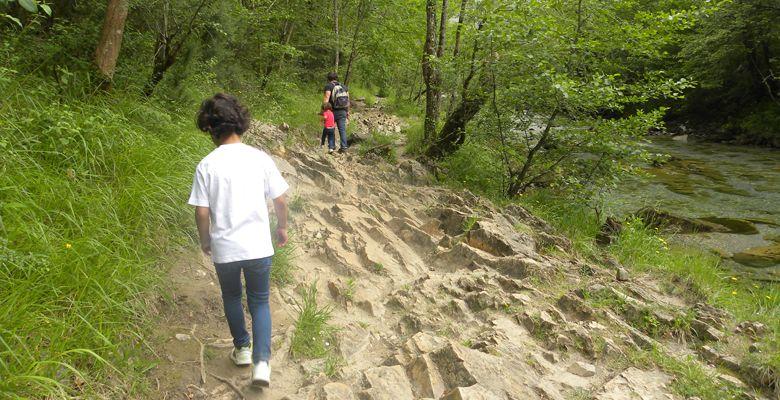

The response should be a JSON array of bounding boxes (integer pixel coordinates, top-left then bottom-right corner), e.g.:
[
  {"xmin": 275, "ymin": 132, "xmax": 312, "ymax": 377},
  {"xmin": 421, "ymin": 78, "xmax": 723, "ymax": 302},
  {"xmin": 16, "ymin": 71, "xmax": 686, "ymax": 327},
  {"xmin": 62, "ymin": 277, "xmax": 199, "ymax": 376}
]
[{"xmin": 606, "ymin": 137, "xmax": 780, "ymax": 280}]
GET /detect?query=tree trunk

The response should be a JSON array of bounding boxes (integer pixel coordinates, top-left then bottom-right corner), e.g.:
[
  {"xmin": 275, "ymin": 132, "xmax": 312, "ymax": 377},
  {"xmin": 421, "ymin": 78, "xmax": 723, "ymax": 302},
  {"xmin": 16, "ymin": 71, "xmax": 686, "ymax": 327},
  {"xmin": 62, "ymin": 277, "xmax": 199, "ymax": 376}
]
[
  {"xmin": 452, "ymin": 0, "xmax": 467, "ymax": 57},
  {"xmin": 436, "ymin": 0, "xmax": 448, "ymax": 58},
  {"xmin": 426, "ymin": 96, "xmax": 483, "ymax": 158},
  {"xmin": 344, "ymin": 0, "xmax": 367, "ymax": 86},
  {"xmin": 95, "ymin": 0, "xmax": 129, "ymax": 89},
  {"xmin": 507, "ymin": 108, "xmax": 559, "ymax": 196},
  {"xmin": 334, "ymin": 0, "xmax": 340, "ymax": 71},
  {"xmin": 427, "ymin": 30, "xmax": 483, "ymax": 159},
  {"xmin": 142, "ymin": 0, "xmax": 211, "ymax": 96},
  {"xmin": 260, "ymin": 20, "xmax": 295, "ymax": 90},
  {"xmin": 422, "ymin": 0, "xmax": 439, "ymax": 143}
]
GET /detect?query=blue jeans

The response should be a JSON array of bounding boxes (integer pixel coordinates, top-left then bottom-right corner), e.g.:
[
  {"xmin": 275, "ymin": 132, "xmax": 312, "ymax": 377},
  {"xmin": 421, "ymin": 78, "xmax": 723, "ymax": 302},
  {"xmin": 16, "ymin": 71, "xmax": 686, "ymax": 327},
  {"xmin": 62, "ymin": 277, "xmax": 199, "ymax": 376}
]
[
  {"xmin": 321, "ymin": 127, "xmax": 336, "ymax": 150},
  {"xmin": 334, "ymin": 110, "xmax": 348, "ymax": 149},
  {"xmin": 214, "ymin": 257, "xmax": 272, "ymax": 363}
]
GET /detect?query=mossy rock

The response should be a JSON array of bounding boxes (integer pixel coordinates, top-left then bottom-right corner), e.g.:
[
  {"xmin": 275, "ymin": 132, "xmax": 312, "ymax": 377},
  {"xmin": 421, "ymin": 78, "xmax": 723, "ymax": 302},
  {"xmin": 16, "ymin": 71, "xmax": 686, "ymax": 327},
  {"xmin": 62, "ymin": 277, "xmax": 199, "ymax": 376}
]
[
  {"xmin": 699, "ymin": 217, "xmax": 759, "ymax": 235},
  {"xmin": 763, "ymin": 233, "xmax": 780, "ymax": 243},
  {"xmin": 747, "ymin": 218, "xmax": 780, "ymax": 227},
  {"xmin": 732, "ymin": 243, "xmax": 780, "ymax": 268},
  {"xmin": 647, "ymin": 168, "xmax": 697, "ymax": 196},
  {"xmin": 635, "ymin": 207, "xmax": 729, "ymax": 234}
]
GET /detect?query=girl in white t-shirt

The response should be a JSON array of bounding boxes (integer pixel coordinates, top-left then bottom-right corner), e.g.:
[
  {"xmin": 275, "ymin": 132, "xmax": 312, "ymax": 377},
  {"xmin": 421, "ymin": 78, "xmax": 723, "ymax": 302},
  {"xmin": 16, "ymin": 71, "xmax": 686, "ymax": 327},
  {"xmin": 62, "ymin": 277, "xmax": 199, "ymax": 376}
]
[{"xmin": 189, "ymin": 93, "xmax": 289, "ymax": 387}]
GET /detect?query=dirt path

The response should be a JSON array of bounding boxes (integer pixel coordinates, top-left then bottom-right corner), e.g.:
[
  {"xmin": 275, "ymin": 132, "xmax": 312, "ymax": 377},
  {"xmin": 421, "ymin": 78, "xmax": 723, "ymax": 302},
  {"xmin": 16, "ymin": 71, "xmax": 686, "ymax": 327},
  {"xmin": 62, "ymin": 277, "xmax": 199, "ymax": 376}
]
[{"xmin": 147, "ymin": 106, "xmax": 771, "ymax": 400}]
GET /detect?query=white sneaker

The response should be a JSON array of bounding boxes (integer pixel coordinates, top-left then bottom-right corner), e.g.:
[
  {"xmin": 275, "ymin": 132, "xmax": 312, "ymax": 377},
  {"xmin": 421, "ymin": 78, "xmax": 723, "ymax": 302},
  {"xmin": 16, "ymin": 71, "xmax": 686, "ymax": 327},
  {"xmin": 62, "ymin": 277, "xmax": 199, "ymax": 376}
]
[
  {"xmin": 229, "ymin": 345, "xmax": 252, "ymax": 367},
  {"xmin": 252, "ymin": 361, "xmax": 271, "ymax": 387}
]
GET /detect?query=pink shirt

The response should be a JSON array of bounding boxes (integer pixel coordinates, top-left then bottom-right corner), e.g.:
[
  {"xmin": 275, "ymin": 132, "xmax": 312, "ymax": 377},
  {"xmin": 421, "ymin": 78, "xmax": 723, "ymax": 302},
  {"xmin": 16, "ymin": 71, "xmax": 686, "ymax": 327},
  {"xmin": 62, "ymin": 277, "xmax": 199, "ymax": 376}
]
[{"xmin": 323, "ymin": 110, "xmax": 335, "ymax": 129}]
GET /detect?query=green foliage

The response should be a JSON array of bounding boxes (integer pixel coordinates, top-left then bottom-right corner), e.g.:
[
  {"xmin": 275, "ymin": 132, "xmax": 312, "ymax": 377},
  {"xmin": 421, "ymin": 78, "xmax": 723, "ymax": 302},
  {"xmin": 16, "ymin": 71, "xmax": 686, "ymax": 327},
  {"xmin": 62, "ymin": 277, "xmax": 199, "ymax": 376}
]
[
  {"xmin": 342, "ymin": 278, "xmax": 356, "ymax": 301},
  {"xmin": 288, "ymin": 192, "xmax": 308, "ymax": 214},
  {"xmin": 677, "ymin": 0, "xmax": 780, "ymax": 144},
  {"xmin": 323, "ymin": 353, "xmax": 345, "ymax": 378},
  {"xmin": 271, "ymin": 240, "xmax": 297, "ymax": 287},
  {"xmin": 626, "ymin": 347, "xmax": 743, "ymax": 400},
  {"xmin": 610, "ymin": 218, "xmax": 779, "ymax": 345},
  {"xmin": 290, "ymin": 282, "xmax": 337, "ymax": 359},
  {"xmin": 370, "ymin": 262, "xmax": 385, "ymax": 274},
  {"xmin": 0, "ymin": 71, "xmax": 208, "ymax": 398},
  {"xmin": 359, "ymin": 132, "xmax": 399, "ymax": 164},
  {"xmin": 440, "ymin": 139, "xmax": 505, "ymax": 199},
  {"xmin": 462, "ymin": 215, "xmax": 479, "ymax": 233}
]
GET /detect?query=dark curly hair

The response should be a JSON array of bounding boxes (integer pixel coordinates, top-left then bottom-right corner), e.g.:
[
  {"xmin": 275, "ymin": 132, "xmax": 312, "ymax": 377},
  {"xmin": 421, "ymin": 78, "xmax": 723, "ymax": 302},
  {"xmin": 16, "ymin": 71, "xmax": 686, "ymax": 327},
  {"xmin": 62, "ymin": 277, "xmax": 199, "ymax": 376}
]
[{"xmin": 196, "ymin": 93, "xmax": 251, "ymax": 139}]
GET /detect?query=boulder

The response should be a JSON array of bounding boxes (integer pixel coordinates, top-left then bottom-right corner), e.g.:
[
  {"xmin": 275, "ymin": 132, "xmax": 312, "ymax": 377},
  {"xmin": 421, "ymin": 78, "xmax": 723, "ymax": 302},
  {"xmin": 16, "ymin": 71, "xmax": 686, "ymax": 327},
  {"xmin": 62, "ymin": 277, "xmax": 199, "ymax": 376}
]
[
  {"xmin": 320, "ymin": 382, "xmax": 357, "ymax": 400},
  {"xmin": 735, "ymin": 321, "xmax": 768, "ymax": 338},
  {"xmin": 440, "ymin": 385, "xmax": 503, "ymax": 400},
  {"xmin": 635, "ymin": 207, "xmax": 728, "ymax": 233},
  {"xmin": 407, "ymin": 354, "xmax": 447, "ymax": 398},
  {"xmin": 437, "ymin": 208, "xmax": 471, "ymax": 236},
  {"xmin": 567, "ymin": 361, "xmax": 596, "ymax": 377},
  {"xmin": 691, "ymin": 319, "xmax": 723, "ymax": 342},
  {"xmin": 360, "ymin": 365, "xmax": 415, "ymax": 400},
  {"xmin": 429, "ymin": 343, "xmax": 537, "ymax": 398},
  {"xmin": 465, "ymin": 219, "xmax": 535, "ymax": 257},
  {"xmin": 596, "ymin": 367, "xmax": 676, "ymax": 400},
  {"xmin": 616, "ymin": 267, "xmax": 630, "ymax": 282},
  {"xmin": 596, "ymin": 216, "xmax": 623, "ymax": 246}
]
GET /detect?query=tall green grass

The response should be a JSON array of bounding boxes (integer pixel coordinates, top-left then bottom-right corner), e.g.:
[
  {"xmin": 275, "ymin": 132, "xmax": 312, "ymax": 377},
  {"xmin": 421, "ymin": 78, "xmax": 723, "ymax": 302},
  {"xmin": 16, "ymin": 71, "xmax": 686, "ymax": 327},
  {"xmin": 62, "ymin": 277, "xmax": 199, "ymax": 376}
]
[
  {"xmin": 0, "ymin": 68, "xmax": 209, "ymax": 398},
  {"xmin": 611, "ymin": 218, "xmax": 780, "ymax": 377},
  {"xmin": 289, "ymin": 282, "xmax": 337, "ymax": 359}
]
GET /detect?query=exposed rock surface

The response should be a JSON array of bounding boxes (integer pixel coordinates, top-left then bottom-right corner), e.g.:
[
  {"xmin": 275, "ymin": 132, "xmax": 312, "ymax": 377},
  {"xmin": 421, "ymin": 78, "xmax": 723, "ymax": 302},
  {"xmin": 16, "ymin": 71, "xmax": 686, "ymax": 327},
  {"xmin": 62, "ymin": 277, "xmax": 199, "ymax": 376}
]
[{"xmin": 149, "ymin": 113, "xmax": 769, "ymax": 400}]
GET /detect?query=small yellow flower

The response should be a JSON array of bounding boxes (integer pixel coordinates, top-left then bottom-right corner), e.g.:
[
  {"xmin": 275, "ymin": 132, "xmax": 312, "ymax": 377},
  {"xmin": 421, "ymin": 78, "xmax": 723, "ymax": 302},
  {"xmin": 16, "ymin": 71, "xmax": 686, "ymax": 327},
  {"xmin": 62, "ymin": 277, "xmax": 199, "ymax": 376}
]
[
  {"xmin": 731, "ymin": 291, "xmax": 737, "ymax": 295},
  {"xmin": 65, "ymin": 243, "xmax": 72, "ymax": 249},
  {"xmin": 730, "ymin": 276, "xmax": 738, "ymax": 281}
]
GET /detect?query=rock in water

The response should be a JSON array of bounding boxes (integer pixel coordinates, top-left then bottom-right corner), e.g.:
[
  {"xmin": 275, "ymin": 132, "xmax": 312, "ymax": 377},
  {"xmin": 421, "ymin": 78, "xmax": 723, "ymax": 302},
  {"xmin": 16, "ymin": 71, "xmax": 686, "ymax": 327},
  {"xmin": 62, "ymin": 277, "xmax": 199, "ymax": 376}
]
[
  {"xmin": 699, "ymin": 217, "xmax": 759, "ymax": 235},
  {"xmin": 635, "ymin": 207, "xmax": 729, "ymax": 233},
  {"xmin": 732, "ymin": 243, "xmax": 780, "ymax": 268}
]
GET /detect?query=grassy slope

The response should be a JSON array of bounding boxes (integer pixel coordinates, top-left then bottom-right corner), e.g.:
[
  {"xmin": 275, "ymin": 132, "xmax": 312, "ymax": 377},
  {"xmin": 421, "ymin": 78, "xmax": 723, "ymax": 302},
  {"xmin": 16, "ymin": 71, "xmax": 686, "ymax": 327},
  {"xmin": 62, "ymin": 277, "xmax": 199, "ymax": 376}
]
[
  {"xmin": 0, "ymin": 69, "xmax": 209, "ymax": 398},
  {"xmin": 520, "ymin": 191, "xmax": 780, "ymax": 393}
]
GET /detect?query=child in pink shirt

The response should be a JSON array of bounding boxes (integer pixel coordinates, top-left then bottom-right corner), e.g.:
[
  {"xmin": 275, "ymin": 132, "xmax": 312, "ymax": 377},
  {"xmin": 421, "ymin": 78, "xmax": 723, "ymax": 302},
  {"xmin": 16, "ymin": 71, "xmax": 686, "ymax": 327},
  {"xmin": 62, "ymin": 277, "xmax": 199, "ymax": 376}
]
[{"xmin": 320, "ymin": 102, "xmax": 336, "ymax": 153}]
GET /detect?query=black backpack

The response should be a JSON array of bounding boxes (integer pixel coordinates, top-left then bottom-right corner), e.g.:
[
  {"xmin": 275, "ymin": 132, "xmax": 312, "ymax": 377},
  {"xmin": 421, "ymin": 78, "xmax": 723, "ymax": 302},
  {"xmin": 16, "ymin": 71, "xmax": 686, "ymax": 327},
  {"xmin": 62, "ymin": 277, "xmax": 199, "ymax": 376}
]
[{"xmin": 330, "ymin": 82, "xmax": 350, "ymax": 109}]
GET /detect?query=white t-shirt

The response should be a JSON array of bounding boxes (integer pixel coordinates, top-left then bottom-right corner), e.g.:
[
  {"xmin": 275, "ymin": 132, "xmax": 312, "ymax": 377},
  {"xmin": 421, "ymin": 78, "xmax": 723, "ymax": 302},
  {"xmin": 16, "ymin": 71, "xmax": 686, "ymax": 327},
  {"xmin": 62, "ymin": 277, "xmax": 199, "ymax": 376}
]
[{"xmin": 188, "ymin": 143, "xmax": 289, "ymax": 264}]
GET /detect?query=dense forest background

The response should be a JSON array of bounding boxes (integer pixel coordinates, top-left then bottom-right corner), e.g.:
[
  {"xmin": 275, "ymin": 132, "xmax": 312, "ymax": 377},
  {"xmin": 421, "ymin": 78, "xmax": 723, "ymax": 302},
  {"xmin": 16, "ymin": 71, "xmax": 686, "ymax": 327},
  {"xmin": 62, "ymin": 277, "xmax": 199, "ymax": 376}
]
[{"xmin": 1, "ymin": 0, "xmax": 778, "ymax": 398}]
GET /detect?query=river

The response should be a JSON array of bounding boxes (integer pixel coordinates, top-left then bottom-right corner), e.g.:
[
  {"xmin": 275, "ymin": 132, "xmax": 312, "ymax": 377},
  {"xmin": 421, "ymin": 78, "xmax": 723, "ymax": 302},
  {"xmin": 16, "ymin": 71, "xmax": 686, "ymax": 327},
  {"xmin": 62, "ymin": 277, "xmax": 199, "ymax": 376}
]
[{"xmin": 606, "ymin": 136, "xmax": 780, "ymax": 281}]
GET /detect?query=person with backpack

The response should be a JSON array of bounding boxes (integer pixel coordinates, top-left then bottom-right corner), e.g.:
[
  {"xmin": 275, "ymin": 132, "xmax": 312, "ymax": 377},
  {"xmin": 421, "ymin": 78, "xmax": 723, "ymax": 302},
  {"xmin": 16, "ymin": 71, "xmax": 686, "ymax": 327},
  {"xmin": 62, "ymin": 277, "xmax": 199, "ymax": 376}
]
[
  {"xmin": 189, "ymin": 93, "xmax": 289, "ymax": 388},
  {"xmin": 322, "ymin": 72, "xmax": 350, "ymax": 153}
]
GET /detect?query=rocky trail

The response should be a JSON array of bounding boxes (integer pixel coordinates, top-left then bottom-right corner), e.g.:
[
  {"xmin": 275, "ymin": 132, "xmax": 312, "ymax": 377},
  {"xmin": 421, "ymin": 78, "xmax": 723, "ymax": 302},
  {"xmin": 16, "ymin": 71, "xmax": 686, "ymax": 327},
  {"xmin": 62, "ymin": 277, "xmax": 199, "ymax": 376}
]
[{"xmin": 148, "ymin": 104, "xmax": 775, "ymax": 400}]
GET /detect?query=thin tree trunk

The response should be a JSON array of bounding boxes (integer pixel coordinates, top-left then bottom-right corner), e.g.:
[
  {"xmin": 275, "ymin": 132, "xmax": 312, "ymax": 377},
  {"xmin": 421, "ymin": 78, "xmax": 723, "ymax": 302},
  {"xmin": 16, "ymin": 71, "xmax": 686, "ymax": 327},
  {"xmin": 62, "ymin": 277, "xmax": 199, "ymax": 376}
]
[
  {"xmin": 143, "ymin": 0, "xmax": 211, "ymax": 96},
  {"xmin": 95, "ymin": 0, "xmax": 129, "ymax": 89},
  {"xmin": 344, "ymin": 0, "xmax": 367, "ymax": 86},
  {"xmin": 452, "ymin": 0, "xmax": 467, "ymax": 57},
  {"xmin": 260, "ymin": 20, "xmax": 295, "ymax": 90},
  {"xmin": 422, "ymin": 0, "xmax": 439, "ymax": 143},
  {"xmin": 436, "ymin": 0, "xmax": 448, "ymax": 58},
  {"xmin": 427, "ymin": 34, "xmax": 483, "ymax": 159},
  {"xmin": 334, "ymin": 0, "xmax": 340, "ymax": 71},
  {"xmin": 507, "ymin": 108, "xmax": 559, "ymax": 196}
]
